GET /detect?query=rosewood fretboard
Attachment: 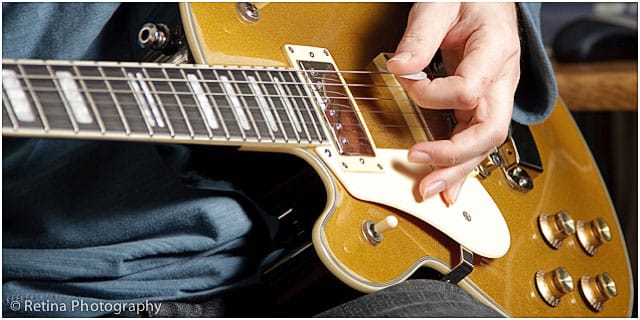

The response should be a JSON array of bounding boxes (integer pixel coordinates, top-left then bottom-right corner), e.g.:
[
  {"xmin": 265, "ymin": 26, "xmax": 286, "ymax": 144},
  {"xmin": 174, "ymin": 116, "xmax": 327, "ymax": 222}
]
[{"xmin": 2, "ymin": 59, "xmax": 331, "ymax": 146}]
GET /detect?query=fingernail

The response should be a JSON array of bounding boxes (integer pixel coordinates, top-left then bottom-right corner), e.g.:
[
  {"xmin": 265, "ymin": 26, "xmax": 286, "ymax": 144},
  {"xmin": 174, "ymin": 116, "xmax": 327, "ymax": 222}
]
[
  {"xmin": 408, "ymin": 150, "xmax": 432, "ymax": 163},
  {"xmin": 442, "ymin": 190, "xmax": 457, "ymax": 207},
  {"xmin": 440, "ymin": 192, "xmax": 452, "ymax": 207},
  {"xmin": 443, "ymin": 183, "xmax": 464, "ymax": 206},
  {"xmin": 388, "ymin": 52, "xmax": 412, "ymax": 63},
  {"xmin": 448, "ymin": 186, "xmax": 462, "ymax": 205},
  {"xmin": 423, "ymin": 180, "xmax": 446, "ymax": 200}
]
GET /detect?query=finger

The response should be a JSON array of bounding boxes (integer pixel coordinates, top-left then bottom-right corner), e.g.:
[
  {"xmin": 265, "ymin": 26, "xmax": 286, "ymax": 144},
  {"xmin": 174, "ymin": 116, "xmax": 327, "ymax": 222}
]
[
  {"xmin": 408, "ymin": 71, "xmax": 516, "ymax": 164},
  {"xmin": 408, "ymin": 114, "xmax": 510, "ymax": 168},
  {"xmin": 400, "ymin": 30, "xmax": 519, "ymax": 110},
  {"xmin": 419, "ymin": 153, "xmax": 488, "ymax": 201},
  {"xmin": 386, "ymin": 3, "xmax": 459, "ymax": 75}
]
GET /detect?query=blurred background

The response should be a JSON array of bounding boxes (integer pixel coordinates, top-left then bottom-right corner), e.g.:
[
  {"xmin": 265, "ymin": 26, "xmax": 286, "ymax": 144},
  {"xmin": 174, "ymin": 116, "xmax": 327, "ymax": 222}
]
[{"xmin": 540, "ymin": 2, "xmax": 637, "ymax": 317}]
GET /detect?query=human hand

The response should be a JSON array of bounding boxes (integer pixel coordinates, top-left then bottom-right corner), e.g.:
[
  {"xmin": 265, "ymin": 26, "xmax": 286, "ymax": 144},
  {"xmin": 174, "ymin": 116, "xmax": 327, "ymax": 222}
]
[{"xmin": 386, "ymin": 2, "xmax": 521, "ymax": 205}]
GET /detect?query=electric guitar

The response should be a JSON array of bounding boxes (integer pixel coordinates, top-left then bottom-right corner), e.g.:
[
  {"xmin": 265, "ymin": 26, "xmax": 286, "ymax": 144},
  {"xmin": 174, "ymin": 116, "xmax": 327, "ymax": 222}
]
[{"xmin": 2, "ymin": 3, "xmax": 633, "ymax": 317}]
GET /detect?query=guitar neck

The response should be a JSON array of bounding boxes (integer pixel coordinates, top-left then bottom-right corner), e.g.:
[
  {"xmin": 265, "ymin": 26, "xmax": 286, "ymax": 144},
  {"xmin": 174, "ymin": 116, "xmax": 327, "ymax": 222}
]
[{"xmin": 2, "ymin": 59, "xmax": 329, "ymax": 146}]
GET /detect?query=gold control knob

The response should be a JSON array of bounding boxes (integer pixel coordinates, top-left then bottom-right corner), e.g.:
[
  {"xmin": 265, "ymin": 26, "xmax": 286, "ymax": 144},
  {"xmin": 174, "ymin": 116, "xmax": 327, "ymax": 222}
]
[
  {"xmin": 535, "ymin": 267, "xmax": 575, "ymax": 307},
  {"xmin": 539, "ymin": 211, "xmax": 576, "ymax": 249},
  {"xmin": 576, "ymin": 218, "xmax": 611, "ymax": 255},
  {"xmin": 580, "ymin": 273, "xmax": 617, "ymax": 311}
]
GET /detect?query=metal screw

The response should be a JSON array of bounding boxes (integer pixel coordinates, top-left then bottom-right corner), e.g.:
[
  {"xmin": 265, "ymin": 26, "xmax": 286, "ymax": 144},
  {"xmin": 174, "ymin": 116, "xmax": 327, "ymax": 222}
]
[
  {"xmin": 490, "ymin": 152, "xmax": 502, "ymax": 166},
  {"xmin": 237, "ymin": 2, "xmax": 260, "ymax": 23},
  {"xmin": 519, "ymin": 177, "xmax": 530, "ymax": 187}
]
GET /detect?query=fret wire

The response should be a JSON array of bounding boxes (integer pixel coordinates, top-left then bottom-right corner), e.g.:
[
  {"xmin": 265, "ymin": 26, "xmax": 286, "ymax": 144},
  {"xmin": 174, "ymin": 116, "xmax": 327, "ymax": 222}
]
[
  {"xmin": 122, "ymin": 67, "xmax": 154, "ymax": 136},
  {"xmin": 242, "ymin": 69, "xmax": 273, "ymax": 142},
  {"xmin": 11, "ymin": 83, "xmax": 407, "ymax": 105},
  {"xmin": 248, "ymin": 69, "xmax": 278, "ymax": 142},
  {"xmin": 98, "ymin": 65, "xmax": 131, "ymax": 135},
  {"xmin": 214, "ymin": 68, "xmax": 246, "ymax": 140},
  {"xmin": 180, "ymin": 68, "xmax": 213, "ymax": 139},
  {"xmin": 204, "ymin": 69, "xmax": 231, "ymax": 140},
  {"xmin": 46, "ymin": 64, "xmax": 79, "ymax": 132},
  {"xmin": 73, "ymin": 64, "xmax": 106, "ymax": 134},
  {"xmin": 17, "ymin": 64, "xmax": 50, "ymax": 131},
  {"xmin": 11, "ymin": 67, "xmax": 396, "ymax": 82},
  {"xmin": 289, "ymin": 71, "xmax": 325, "ymax": 143},
  {"xmin": 26, "ymin": 86, "xmax": 388, "ymax": 113},
  {"xmin": 269, "ymin": 71, "xmax": 302, "ymax": 143},
  {"xmin": 281, "ymin": 71, "xmax": 313, "ymax": 143},
  {"xmin": 2, "ymin": 92, "xmax": 20, "ymax": 130},
  {"xmin": 162, "ymin": 68, "xmax": 195, "ymax": 138},
  {"xmin": 227, "ymin": 70, "xmax": 252, "ymax": 140},
  {"xmin": 9, "ymin": 72, "xmax": 403, "ymax": 93},
  {"xmin": 10, "ymin": 103, "xmax": 396, "ymax": 136},
  {"xmin": 6, "ymin": 61, "xmax": 403, "ymax": 145},
  {"xmin": 7, "ymin": 91, "xmax": 394, "ymax": 143},
  {"xmin": 143, "ymin": 67, "xmax": 175, "ymax": 137},
  {"xmin": 21, "ymin": 92, "xmax": 420, "ymax": 139},
  {"xmin": 238, "ymin": 70, "xmax": 262, "ymax": 141},
  {"xmin": 6, "ymin": 62, "xmax": 427, "ymax": 139},
  {"xmin": 255, "ymin": 70, "xmax": 290, "ymax": 143},
  {"xmin": 18, "ymin": 91, "xmax": 408, "ymax": 129}
]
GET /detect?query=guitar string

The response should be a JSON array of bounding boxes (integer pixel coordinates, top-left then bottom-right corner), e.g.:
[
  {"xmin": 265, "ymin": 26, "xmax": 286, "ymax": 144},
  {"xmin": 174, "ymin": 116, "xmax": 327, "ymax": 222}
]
[
  {"xmin": 3, "ymin": 80, "xmax": 444, "ymax": 130},
  {"xmin": 1, "ymin": 102, "xmax": 428, "ymax": 146},
  {"xmin": 3, "ymin": 65, "xmax": 450, "ymax": 135},
  {"xmin": 2, "ymin": 97, "xmax": 444, "ymax": 145},
  {"xmin": 4, "ymin": 69, "xmax": 428, "ymax": 115},
  {"xmin": 6, "ymin": 65, "xmax": 414, "ymax": 93},
  {"xmin": 0, "ymin": 104, "xmax": 430, "ymax": 145}
]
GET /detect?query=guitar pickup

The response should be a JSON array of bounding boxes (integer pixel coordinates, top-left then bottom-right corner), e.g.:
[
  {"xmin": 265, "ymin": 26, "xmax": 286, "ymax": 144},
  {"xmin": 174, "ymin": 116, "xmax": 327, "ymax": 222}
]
[
  {"xmin": 284, "ymin": 44, "xmax": 384, "ymax": 173},
  {"xmin": 478, "ymin": 121, "xmax": 543, "ymax": 192}
]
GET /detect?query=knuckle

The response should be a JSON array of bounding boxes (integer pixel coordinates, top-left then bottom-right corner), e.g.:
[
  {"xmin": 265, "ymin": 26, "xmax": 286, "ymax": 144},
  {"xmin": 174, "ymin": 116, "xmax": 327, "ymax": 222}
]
[
  {"xmin": 488, "ymin": 126, "xmax": 509, "ymax": 147},
  {"xmin": 452, "ymin": 165, "xmax": 470, "ymax": 182},
  {"xmin": 443, "ymin": 150, "xmax": 459, "ymax": 167},
  {"xmin": 456, "ymin": 81, "xmax": 481, "ymax": 109}
]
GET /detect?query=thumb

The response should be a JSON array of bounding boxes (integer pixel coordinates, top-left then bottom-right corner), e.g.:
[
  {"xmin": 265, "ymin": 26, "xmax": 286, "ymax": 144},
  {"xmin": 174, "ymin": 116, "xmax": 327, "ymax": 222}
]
[{"xmin": 386, "ymin": 3, "xmax": 459, "ymax": 75}]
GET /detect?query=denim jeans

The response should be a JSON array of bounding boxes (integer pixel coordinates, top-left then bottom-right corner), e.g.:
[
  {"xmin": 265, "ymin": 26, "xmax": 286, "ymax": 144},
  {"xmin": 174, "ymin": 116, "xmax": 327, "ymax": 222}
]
[{"xmin": 315, "ymin": 279, "xmax": 502, "ymax": 317}]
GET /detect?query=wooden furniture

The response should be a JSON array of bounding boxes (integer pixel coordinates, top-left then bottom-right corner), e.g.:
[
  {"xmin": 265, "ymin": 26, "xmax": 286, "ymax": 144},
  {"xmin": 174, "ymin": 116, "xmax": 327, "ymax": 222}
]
[{"xmin": 554, "ymin": 60, "xmax": 638, "ymax": 111}]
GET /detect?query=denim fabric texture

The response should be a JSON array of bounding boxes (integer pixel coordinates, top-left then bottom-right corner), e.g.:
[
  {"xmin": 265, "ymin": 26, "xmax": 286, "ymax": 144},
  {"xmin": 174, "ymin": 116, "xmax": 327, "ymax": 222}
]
[
  {"xmin": 2, "ymin": 3, "xmax": 278, "ymax": 317},
  {"xmin": 315, "ymin": 279, "xmax": 502, "ymax": 318}
]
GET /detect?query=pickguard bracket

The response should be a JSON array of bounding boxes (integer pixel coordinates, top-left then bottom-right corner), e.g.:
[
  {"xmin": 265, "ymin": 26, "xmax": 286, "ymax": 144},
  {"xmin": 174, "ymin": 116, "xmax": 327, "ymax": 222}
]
[{"xmin": 441, "ymin": 246, "xmax": 475, "ymax": 284}]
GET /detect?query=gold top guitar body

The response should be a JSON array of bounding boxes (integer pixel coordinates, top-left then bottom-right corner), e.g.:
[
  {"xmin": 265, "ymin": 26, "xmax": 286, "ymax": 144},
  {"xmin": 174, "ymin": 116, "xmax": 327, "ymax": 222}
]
[
  {"xmin": 2, "ymin": 3, "xmax": 632, "ymax": 317},
  {"xmin": 181, "ymin": 3, "xmax": 632, "ymax": 317}
]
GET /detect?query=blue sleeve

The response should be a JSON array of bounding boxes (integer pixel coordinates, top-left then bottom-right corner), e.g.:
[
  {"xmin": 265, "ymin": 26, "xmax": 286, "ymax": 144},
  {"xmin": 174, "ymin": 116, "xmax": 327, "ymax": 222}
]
[
  {"xmin": 2, "ymin": 3, "xmax": 178, "ymax": 61},
  {"xmin": 513, "ymin": 3, "xmax": 559, "ymax": 125},
  {"xmin": 2, "ymin": 3, "xmax": 122, "ymax": 60}
]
